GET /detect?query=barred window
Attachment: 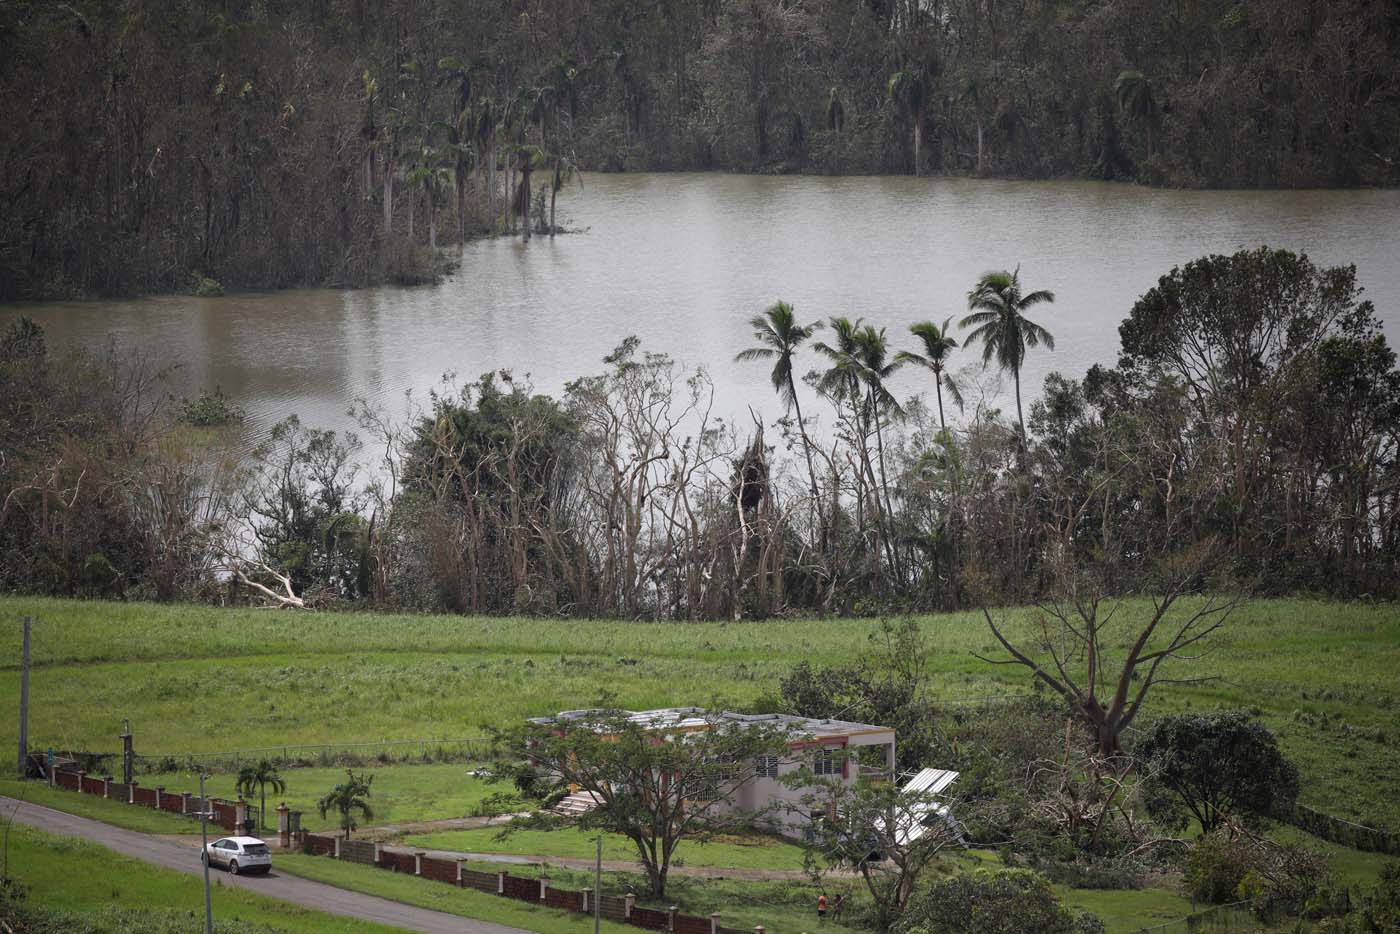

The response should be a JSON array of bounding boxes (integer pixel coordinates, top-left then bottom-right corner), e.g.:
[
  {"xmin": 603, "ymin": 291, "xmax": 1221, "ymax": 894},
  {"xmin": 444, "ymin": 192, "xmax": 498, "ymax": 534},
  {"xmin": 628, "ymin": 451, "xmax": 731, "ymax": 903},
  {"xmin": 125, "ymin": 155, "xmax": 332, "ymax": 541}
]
[
  {"xmin": 814, "ymin": 748, "xmax": 841, "ymax": 776},
  {"xmin": 756, "ymin": 755, "xmax": 779, "ymax": 779}
]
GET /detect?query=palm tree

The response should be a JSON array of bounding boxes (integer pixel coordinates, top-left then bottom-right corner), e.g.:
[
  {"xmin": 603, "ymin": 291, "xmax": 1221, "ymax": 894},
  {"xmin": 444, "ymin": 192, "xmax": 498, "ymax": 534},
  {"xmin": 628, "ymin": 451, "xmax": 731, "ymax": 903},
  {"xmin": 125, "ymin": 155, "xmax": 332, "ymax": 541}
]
[
  {"xmin": 317, "ymin": 769, "xmax": 374, "ymax": 840},
  {"xmin": 826, "ymin": 87, "xmax": 845, "ymax": 135},
  {"xmin": 887, "ymin": 69, "xmax": 930, "ymax": 175},
  {"xmin": 735, "ymin": 301, "xmax": 823, "ymax": 500},
  {"xmin": 1114, "ymin": 70, "xmax": 1158, "ymax": 157},
  {"xmin": 961, "ymin": 267, "xmax": 1056, "ymax": 437},
  {"xmin": 234, "ymin": 760, "xmax": 285, "ymax": 833},
  {"xmin": 548, "ymin": 154, "xmax": 580, "ymax": 237},
  {"xmin": 852, "ymin": 325, "xmax": 904, "ymax": 563},
  {"xmin": 896, "ymin": 317, "xmax": 964, "ymax": 433}
]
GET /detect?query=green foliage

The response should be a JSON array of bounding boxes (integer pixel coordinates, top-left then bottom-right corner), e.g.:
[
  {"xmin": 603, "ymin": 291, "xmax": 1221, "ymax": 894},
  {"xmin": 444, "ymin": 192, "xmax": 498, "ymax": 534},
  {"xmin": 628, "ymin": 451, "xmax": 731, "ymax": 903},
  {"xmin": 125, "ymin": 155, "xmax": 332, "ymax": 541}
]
[
  {"xmin": 1137, "ymin": 712, "xmax": 1299, "ymax": 833},
  {"xmin": 178, "ymin": 388, "xmax": 245, "ymax": 427},
  {"xmin": 897, "ymin": 868, "xmax": 1105, "ymax": 934},
  {"xmin": 1184, "ymin": 833, "xmax": 1256, "ymax": 904},
  {"xmin": 317, "ymin": 769, "xmax": 375, "ymax": 839}
]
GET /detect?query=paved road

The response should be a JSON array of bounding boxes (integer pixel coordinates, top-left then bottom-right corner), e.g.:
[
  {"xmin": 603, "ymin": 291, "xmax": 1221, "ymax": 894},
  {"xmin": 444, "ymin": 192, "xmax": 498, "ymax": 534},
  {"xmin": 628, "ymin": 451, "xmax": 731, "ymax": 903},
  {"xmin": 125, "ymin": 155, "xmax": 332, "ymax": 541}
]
[{"xmin": 0, "ymin": 796, "xmax": 529, "ymax": 934}]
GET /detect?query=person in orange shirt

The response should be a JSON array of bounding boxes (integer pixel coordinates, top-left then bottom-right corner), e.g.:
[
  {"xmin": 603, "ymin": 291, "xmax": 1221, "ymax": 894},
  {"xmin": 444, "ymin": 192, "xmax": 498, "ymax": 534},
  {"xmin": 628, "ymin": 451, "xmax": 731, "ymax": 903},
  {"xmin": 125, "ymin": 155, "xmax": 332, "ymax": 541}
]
[{"xmin": 817, "ymin": 893, "xmax": 828, "ymax": 921}]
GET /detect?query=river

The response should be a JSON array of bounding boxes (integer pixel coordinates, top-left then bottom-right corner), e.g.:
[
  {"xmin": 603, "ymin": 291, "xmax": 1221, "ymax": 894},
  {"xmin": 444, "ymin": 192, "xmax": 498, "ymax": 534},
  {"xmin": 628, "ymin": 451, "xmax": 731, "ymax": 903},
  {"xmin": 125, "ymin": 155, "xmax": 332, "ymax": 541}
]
[{"xmin": 4, "ymin": 173, "xmax": 1398, "ymax": 449}]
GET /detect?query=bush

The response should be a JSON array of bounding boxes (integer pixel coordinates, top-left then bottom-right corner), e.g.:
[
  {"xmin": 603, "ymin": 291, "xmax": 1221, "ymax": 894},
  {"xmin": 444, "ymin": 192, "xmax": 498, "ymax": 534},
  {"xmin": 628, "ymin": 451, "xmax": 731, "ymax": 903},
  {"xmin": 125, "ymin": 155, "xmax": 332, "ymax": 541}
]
[
  {"xmin": 1184, "ymin": 833, "xmax": 1256, "ymax": 904},
  {"xmin": 178, "ymin": 388, "xmax": 245, "ymax": 427},
  {"xmin": 896, "ymin": 868, "xmax": 1105, "ymax": 934}
]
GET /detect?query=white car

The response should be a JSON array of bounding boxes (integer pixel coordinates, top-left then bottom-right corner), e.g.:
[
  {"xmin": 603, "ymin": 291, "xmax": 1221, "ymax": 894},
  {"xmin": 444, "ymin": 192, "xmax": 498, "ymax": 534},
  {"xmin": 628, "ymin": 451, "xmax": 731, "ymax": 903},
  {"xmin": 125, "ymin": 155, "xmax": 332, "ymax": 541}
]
[{"xmin": 203, "ymin": 836, "xmax": 272, "ymax": 875}]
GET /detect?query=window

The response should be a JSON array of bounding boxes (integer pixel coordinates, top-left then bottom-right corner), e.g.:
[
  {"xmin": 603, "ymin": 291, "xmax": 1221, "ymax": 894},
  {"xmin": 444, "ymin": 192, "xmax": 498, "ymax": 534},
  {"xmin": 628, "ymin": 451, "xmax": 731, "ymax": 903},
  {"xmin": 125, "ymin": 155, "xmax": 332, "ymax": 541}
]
[
  {"xmin": 756, "ymin": 755, "xmax": 779, "ymax": 779},
  {"xmin": 814, "ymin": 747, "xmax": 841, "ymax": 776}
]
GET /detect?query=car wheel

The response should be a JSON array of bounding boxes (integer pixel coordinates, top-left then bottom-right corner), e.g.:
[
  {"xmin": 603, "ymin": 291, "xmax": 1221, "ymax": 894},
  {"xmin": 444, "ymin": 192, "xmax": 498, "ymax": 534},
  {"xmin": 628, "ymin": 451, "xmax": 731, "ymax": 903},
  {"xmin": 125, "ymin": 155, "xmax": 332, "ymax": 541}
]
[{"xmin": 228, "ymin": 860, "xmax": 239, "ymax": 875}]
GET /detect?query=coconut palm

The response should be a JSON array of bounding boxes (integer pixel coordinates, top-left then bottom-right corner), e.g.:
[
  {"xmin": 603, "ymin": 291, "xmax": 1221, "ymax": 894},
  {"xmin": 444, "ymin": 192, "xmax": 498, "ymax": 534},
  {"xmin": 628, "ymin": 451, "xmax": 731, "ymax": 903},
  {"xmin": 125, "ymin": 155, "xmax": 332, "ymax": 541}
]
[
  {"xmin": 888, "ymin": 63, "xmax": 935, "ymax": 175},
  {"xmin": 234, "ymin": 759, "xmax": 285, "ymax": 833},
  {"xmin": 896, "ymin": 317, "xmax": 964, "ymax": 433},
  {"xmin": 317, "ymin": 769, "xmax": 374, "ymax": 840},
  {"xmin": 735, "ymin": 301, "xmax": 823, "ymax": 499},
  {"xmin": 548, "ymin": 154, "xmax": 581, "ymax": 236},
  {"xmin": 961, "ymin": 267, "xmax": 1056, "ymax": 437},
  {"xmin": 1115, "ymin": 70, "xmax": 1159, "ymax": 157}
]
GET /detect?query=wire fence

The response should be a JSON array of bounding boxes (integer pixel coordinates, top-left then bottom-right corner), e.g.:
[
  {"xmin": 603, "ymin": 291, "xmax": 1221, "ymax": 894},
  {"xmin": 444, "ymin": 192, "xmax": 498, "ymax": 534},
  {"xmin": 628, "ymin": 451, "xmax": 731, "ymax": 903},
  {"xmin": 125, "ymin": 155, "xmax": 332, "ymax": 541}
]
[{"xmin": 1135, "ymin": 901, "xmax": 1264, "ymax": 934}]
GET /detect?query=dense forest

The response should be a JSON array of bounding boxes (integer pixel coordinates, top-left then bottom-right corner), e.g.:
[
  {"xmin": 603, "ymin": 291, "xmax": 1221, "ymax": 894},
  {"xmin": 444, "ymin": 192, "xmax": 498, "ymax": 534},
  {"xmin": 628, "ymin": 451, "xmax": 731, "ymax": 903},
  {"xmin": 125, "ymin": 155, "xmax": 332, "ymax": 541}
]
[
  {"xmin": 3, "ymin": 247, "xmax": 1397, "ymax": 616},
  {"xmin": 2, "ymin": 0, "xmax": 1398, "ymax": 300}
]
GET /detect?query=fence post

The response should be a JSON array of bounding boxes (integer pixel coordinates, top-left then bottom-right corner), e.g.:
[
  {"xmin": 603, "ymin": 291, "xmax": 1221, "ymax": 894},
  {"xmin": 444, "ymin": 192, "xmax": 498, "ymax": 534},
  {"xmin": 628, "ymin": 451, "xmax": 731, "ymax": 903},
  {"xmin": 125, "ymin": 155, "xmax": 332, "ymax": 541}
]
[
  {"xmin": 539, "ymin": 876, "xmax": 548, "ymax": 901},
  {"xmin": 755, "ymin": 926, "xmax": 765, "ymax": 934},
  {"xmin": 373, "ymin": 843, "xmax": 382, "ymax": 865},
  {"xmin": 625, "ymin": 892, "xmax": 636, "ymax": 919},
  {"xmin": 102, "ymin": 775, "xmax": 111, "ymax": 799},
  {"xmin": 155, "ymin": 786, "xmax": 164, "ymax": 810},
  {"xmin": 77, "ymin": 770, "xmax": 86, "ymax": 794},
  {"xmin": 334, "ymin": 836, "xmax": 342, "ymax": 859},
  {"xmin": 276, "ymin": 803, "xmax": 289, "ymax": 847},
  {"xmin": 415, "ymin": 851, "xmax": 425, "ymax": 876},
  {"xmin": 582, "ymin": 888, "xmax": 591, "ymax": 914},
  {"xmin": 669, "ymin": 905, "xmax": 679, "ymax": 932},
  {"xmin": 497, "ymin": 871, "xmax": 506, "ymax": 895},
  {"xmin": 181, "ymin": 792, "xmax": 191, "ymax": 815},
  {"xmin": 457, "ymin": 859, "xmax": 467, "ymax": 887},
  {"xmin": 128, "ymin": 780, "xmax": 138, "ymax": 804},
  {"xmin": 711, "ymin": 913, "xmax": 721, "ymax": 934}
]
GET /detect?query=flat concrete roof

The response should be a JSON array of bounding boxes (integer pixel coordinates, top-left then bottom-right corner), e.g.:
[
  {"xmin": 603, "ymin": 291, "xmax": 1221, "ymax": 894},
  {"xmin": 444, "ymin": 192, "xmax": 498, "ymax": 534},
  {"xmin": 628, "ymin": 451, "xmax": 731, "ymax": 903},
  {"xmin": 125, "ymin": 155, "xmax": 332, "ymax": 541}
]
[{"xmin": 527, "ymin": 707, "xmax": 895, "ymax": 741}]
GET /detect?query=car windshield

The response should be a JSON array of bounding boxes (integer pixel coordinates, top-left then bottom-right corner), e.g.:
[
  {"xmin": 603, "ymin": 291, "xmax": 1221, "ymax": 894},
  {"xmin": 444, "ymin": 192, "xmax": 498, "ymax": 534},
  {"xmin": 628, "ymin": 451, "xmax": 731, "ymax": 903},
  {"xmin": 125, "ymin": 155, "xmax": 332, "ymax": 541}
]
[{"xmin": 244, "ymin": 844, "xmax": 270, "ymax": 856}]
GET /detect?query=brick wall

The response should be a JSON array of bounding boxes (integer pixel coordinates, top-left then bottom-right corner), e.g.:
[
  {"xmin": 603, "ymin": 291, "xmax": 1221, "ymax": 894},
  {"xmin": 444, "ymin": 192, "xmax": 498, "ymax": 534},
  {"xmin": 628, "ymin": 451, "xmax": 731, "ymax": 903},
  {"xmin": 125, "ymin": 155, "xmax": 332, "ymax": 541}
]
[
  {"xmin": 461, "ymin": 869, "xmax": 498, "ymax": 893},
  {"xmin": 54, "ymin": 771, "xmax": 80, "ymax": 791},
  {"xmin": 675, "ymin": 915, "xmax": 711, "ymax": 934},
  {"xmin": 159, "ymin": 794, "xmax": 186, "ymax": 815},
  {"xmin": 210, "ymin": 799, "xmax": 238, "ymax": 830},
  {"xmin": 543, "ymin": 887, "xmax": 584, "ymax": 912},
  {"xmin": 629, "ymin": 907, "xmax": 671, "ymax": 931},
  {"xmin": 378, "ymin": 850, "xmax": 416, "ymax": 874},
  {"xmin": 304, "ymin": 834, "xmax": 337, "ymax": 857},
  {"xmin": 80, "ymin": 775, "xmax": 106, "ymax": 795},
  {"xmin": 341, "ymin": 840, "xmax": 376, "ymax": 865},
  {"xmin": 133, "ymin": 786, "xmax": 158, "ymax": 807},
  {"xmin": 107, "ymin": 782, "xmax": 131, "ymax": 803},
  {"xmin": 501, "ymin": 874, "xmax": 538, "ymax": 901},
  {"xmin": 598, "ymin": 895, "xmax": 630, "ymax": 922},
  {"xmin": 420, "ymin": 856, "xmax": 458, "ymax": 885}
]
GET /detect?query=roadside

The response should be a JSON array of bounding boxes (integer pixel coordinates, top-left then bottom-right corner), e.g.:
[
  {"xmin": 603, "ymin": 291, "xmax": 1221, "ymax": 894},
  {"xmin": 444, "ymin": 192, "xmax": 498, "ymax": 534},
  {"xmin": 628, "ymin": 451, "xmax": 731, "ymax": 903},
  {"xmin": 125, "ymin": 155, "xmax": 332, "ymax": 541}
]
[{"xmin": 0, "ymin": 795, "xmax": 526, "ymax": 934}]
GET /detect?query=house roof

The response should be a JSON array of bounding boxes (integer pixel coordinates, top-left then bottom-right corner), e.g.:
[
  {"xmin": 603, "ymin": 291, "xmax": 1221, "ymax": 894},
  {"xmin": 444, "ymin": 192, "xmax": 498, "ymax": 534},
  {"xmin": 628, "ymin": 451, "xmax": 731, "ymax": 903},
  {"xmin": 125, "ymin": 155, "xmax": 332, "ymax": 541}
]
[{"xmin": 528, "ymin": 707, "xmax": 894, "ymax": 740}]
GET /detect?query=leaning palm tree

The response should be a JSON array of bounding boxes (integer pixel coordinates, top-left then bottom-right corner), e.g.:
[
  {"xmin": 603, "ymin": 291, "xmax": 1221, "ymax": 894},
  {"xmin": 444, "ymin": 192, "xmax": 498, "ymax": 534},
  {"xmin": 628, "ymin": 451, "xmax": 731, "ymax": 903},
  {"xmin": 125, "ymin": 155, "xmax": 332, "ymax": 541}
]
[
  {"xmin": 735, "ymin": 302, "xmax": 823, "ymax": 500},
  {"xmin": 961, "ymin": 267, "xmax": 1056, "ymax": 437},
  {"xmin": 896, "ymin": 317, "xmax": 964, "ymax": 433},
  {"xmin": 234, "ymin": 760, "xmax": 285, "ymax": 833},
  {"xmin": 317, "ymin": 769, "xmax": 374, "ymax": 840}
]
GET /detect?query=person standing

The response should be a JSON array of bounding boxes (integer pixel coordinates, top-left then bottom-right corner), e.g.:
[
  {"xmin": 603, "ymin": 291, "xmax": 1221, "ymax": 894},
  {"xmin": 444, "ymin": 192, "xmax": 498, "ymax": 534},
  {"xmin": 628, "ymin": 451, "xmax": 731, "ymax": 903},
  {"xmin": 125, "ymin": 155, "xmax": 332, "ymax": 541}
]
[
  {"xmin": 817, "ymin": 893, "xmax": 828, "ymax": 921},
  {"xmin": 832, "ymin": 893, "xmax": 845, "ymax": 920}
]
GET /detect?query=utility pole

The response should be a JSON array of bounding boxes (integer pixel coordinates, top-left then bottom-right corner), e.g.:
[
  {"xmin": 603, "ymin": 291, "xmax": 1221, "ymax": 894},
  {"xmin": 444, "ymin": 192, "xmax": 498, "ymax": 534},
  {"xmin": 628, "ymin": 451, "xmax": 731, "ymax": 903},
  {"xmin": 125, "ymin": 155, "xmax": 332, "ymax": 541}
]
[
  {"xmin": 199, "ymin": 772, "xmax": 214, "ymax": 934},
  {"xmin": 594, "ymin": 834, "xmax": 602, "ymax": 934},
  {"xmin": 17, "ymin": 616, "xmax": 30, "ymax": 779}
]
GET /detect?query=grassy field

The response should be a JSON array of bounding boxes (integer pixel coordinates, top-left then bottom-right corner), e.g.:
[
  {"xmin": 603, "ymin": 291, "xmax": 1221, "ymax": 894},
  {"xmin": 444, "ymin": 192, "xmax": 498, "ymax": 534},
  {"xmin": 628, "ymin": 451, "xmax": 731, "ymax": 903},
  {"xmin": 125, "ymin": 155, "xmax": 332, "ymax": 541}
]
[
  {"xmin": 403, "ymin": 824, "xmax": 810, "ymax": 871},
  {"xmin": 136, "ymin": 762, "xmax": 523, "ymax": 833},
  {"xmin": 3, "ymin": 595, "xmax": 1396, "ymax": 829},
  {"xmin": 2, "ymin": 822, "xmax": 400, "ymax": 932}
]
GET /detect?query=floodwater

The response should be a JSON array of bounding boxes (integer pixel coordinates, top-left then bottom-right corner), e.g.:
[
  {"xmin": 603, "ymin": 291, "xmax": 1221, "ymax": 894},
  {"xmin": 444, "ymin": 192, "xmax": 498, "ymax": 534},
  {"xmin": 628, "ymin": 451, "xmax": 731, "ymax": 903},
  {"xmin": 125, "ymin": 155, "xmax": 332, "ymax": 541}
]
[{"xmin": 5, "ymin": 173, "xmax": 1398, "ymax": 447}]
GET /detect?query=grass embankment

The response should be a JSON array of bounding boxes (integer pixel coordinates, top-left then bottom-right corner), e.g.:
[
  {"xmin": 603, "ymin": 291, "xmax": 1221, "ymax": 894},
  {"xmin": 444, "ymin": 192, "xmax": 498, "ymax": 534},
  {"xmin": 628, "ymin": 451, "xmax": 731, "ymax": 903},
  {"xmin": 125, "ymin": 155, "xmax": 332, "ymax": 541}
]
[
  {"xmin": 0, "ymin": 778, "xmax": 202, "ymax": 834},
  {"xmin": 2, "ymin": 595, "xmax": 1396, "ymax": 828},
  {"xmin": 2, "ymin": 822, "xmax": 400, "ymax": 933}
]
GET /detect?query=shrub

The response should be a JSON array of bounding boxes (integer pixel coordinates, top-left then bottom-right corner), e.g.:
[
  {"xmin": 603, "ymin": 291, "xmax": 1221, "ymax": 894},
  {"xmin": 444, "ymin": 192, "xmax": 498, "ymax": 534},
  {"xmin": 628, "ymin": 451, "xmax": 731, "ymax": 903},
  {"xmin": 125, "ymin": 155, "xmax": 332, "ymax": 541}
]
[
  {"xmin": 1184, "ymin": 833, "xmax": 1255, "ymax": 904},
  {"xmin": 896, "ymin": 868, "xmax": 1105, "ymax": 934}
]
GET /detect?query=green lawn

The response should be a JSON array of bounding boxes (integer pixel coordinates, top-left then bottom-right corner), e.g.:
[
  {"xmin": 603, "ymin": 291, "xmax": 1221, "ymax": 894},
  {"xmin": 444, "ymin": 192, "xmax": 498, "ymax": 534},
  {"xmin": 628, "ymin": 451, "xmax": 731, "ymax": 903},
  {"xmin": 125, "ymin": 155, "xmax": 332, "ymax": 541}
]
[
  {"xmin": 1, "ymin": 594, "xmax": 1397, "ymax": 830},
  {"xmin": 2, "ymin": 822, "xmax": 400, "ymax": 932},
  {"xmin": 273, "ymin": 853, "xmax": 636, "ymax": 934},
  {"xmin": 0, "ymin": 778, "xmax": 203, "ymax": 834},
  {"xmin": 135, "ymin": 762, "xmax": 524, "ymax": 833},
  {"xmin": 403, "ymin": 825, "xmax": 810, "ymax": 871}
]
